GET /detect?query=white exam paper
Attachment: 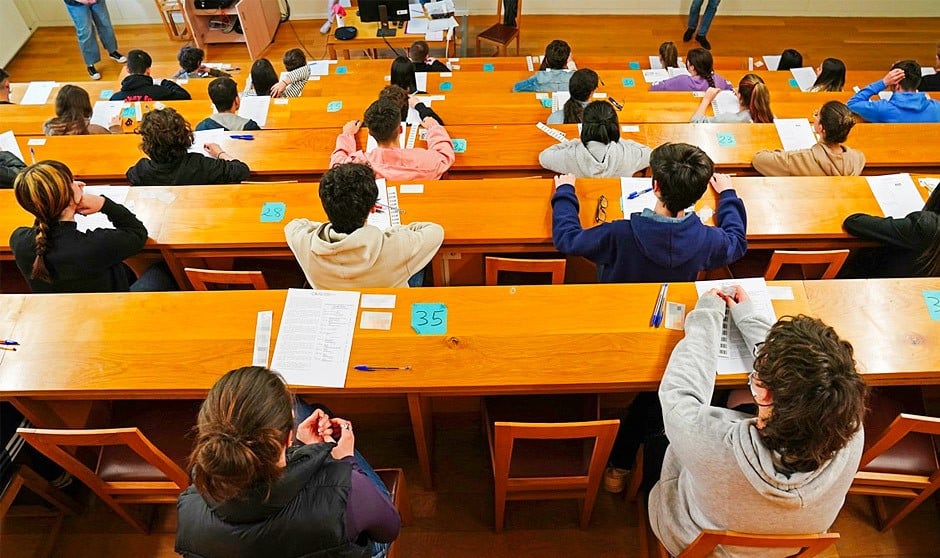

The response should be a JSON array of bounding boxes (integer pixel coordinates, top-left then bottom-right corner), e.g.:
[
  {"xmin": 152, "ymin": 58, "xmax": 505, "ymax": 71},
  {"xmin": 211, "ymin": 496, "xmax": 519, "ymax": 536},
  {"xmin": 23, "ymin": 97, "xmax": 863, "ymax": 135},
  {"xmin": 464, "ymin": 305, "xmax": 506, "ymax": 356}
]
[
  {"xmin": 361, "ymin": 294, "xmax": 397, "ymax": 309},
  {"xmin": 252, "ymin": 310, "xmax": 273, "ymax": 367},
  {"xmin": 642, "ymin": 69, "xmax": 669, "ymax": 83},
  {"xmin": 790, "ymin": 67, "xmax": 817, "ymax": 92},
  {"xmin": 649, "ymin": 55, "xmax": 662, "ymax": 70},
  {"xmin": 866, "ymin": 173, "xmax": 925, "ymax": 219},
  {"xmin": 20, "ymin": 82, "xmax": 56, "ymax": 105},
  {"xmin": 0, "ymin": 131, "xmax": 25, "ymax": 161},
  {"xmin": 270, "ymin": 289, "xmax": 361, "ymax": 387},
  {"xmin": 406, "ymin": 18, "xmax": 429, "ymax": 34},
  {"xmin": 90, "ymin": 101, "xmax": 124, "ymax": 130},
  {"xmin": 668, "ymin": 66, "xmax": 691, "ymax": 78},
  {"xmin": 773, "ymin": 118, "xmax": 817, "ymax": 151},
  {"xmin": 551, "ymin": 91, "xmax": 571, "ymax": 112},
  {"xmin": 415, "ymin": 72, "xmax": 428, "ymax": 92},
  {"xmin": 307, "ymin": 61, "xmax": 332, "ymax": 76},
  {"xmin": 75, "ymin": 186, "xmax": 131, "ymax": 233},
  {"xmin": 695, "ymin": 277, "xmax": 777, "ymax": 374},
  {"xmin": 762, "ymin": 55, "xmax": 781, "ymax": 71},
  {"xmin": 620, "ymin": 177, "xmax": 656, "ymax": 219},
  {"xmin": 711, "ymin": 90, "xmax": 740, "ymax": 115},
  {"xmin": 189, "ymin": 129, "xmax": 229, "ymax": 155},
  {"xmin": 238, "ymin": 95, "xmax": 270, "ymax": 127}
]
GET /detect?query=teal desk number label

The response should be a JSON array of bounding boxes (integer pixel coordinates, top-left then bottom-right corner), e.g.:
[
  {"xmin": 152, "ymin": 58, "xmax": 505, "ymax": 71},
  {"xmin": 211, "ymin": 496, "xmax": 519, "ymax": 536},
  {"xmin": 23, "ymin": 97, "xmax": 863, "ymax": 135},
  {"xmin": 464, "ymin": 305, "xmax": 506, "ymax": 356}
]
[
  {"xmin": 451, "ymin": 138, "xmax": 467, "ymax": 153},
  {"xmin": 439, "ymin": 81, "xmax": 452, "ymax": 91},
  {"xmin": 628, "ymin": 61, "xmax": 640, "ymax": 70},
  {"xmin": 260, "ymin": 202, "xmax": 286, "ymax": 223},
  {"xmin": 412, "ymin": 303, "xmax": 447, "ymax": 335},
  {"xmin": 327, "ymin": 100, "xmax": 343, "ymax": 112},
  {"xmin": 540, "ymin": 98, "xmax": 552, "ymax": 108},
  {"xmin": 788, "ymin": 78, "xmax": 798, "ymax": 88},
  {"xmin": 717, "ymin": 132, "xmax": 736, "ymax": 147},
  {"xmin": 100, "ymin": 89, "xmax": 113, "ymax": 99},
  {"xmin": 483, "ymin": 63, "xmax": 494, "ymax": 72},
  {"xmin": 622, "ymin": 78, "xmax": 635, "ymax": 87},
  {"xmin": 335, "ymin": 66, "xmax": 348, "ymax": 74},
  {"xmin": 924, "ymin": 291, "xmax": 940, "ymax": 321}
]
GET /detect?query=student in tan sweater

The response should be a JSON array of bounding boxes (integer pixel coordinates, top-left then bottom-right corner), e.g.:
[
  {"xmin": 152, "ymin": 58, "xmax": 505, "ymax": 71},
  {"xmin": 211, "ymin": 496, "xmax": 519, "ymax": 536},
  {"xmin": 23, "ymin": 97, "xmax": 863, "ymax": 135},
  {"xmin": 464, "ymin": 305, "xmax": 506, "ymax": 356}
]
[{"xmin": 752, "ymin": 101, "xmax": 866, "ymax": 176}]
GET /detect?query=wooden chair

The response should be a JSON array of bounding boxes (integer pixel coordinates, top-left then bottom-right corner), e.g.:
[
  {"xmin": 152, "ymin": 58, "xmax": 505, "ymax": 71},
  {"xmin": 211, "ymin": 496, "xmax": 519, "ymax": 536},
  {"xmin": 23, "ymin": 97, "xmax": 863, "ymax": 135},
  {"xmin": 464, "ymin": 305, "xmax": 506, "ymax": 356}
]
[
  {"xmin": 676, "ymin": 530, "xmax": 840, "ymax": 558},
  {"xmin": 763, "ymin": 250, "xmax": 849, "ymax": 280},
  {"xmin": 850, "ymin": 386, "xmax": 940, "ymax": 531},
  {"xmin": 0, "ymin": 465, "xmax": 82, "ymax": 558},
  {"xmin": 154, "ymin": 0, "xmax": 191, "ymax": 41},
  {"xmin": 375, "ymin": 468, "xmax": 411, "ymax": 558},
  {"xmin": 482, "ymin": 394, "xmax": 618, "ymax": 531},
  {"xmin": 184, "ymin": 267, "xmax": 269, "ymax": 290},
  {"xmin": 16, "ymin": 400, "xmax": 199, "ymax": 533},
  {"xmin": 484, "ymin": 257, "xmax": 566, "ymax": 285},
  {"xmin": 476, "ymin": 0, "xmax": 522, "ymax": 56}
]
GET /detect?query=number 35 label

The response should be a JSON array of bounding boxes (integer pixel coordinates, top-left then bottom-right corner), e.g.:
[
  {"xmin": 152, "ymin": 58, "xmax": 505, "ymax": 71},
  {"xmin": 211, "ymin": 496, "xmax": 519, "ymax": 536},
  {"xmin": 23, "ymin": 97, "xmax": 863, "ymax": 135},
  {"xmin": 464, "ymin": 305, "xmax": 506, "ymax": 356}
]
[
  {"xmin": 924, "ymin": 291, "xmax": 940, "ymax": 321},
  {"xmin": 411, "ymin": 303, "xmax": 447, "ymax": 335}
]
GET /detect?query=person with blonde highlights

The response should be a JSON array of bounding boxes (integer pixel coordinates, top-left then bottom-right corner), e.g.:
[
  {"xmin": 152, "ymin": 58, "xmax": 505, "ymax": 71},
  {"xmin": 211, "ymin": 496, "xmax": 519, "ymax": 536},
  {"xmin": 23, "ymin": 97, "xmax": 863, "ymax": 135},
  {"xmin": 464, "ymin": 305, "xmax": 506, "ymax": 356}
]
[
  {"xmin": 692, "ymin": 73, "xmax": 773, "ymax": 123},
  {"xmin": 176, "ymin": 366, "xmax": 400, "ymax": 558},
  {"xmin": 10, "ymin": 160, "xmax": 174, "ymax": 292}
]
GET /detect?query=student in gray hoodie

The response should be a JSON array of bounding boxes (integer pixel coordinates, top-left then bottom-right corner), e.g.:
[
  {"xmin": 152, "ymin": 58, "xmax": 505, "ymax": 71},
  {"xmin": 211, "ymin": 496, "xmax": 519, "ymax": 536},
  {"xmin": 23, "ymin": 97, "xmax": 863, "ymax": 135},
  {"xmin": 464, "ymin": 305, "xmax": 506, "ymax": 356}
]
[
  {"xmin": 539, "ymin": 101, "xmax": 652, "ymax": 178},
  {"xmin": 646, "ymin": 287, "xmax": 867, "ymax": 556}
]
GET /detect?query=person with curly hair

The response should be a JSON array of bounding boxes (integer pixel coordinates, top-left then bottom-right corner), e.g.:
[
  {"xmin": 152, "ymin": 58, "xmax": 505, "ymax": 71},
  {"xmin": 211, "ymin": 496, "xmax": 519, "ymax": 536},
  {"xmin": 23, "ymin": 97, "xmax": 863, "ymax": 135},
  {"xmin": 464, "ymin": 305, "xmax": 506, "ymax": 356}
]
[
  {"xmin": 43, "ymin": 84, "xmax": 120, "ymax": 136},
  {"xmin": 125, "ymin": 107, "xmax": 250, "ymax": 186},
  {"xmin": 285, "ymin": 163, "xmax": 443, "ymax": 288},
  {"xmin": 172, "ymin": 46, "xmax": 231, "ymax": 79}
]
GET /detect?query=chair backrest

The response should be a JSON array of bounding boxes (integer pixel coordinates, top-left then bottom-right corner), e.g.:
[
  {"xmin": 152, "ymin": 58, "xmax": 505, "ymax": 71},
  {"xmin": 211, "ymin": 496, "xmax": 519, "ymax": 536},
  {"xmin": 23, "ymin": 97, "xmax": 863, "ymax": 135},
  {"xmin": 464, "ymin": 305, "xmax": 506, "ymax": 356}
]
[
  {"xmin": 677, "ymin": 530, "xmax": 841, "ymax": 558},
  {"xmin": 184, "ymin": 268, "xmax": 269, "ymax": 291},
  {"xmin": 764, "ymin": 250, "xmax": 849, "ymax": 280},
  {"xmin": 17, "ymin": 427, "xmax": 190, "ymax": 532},
  {"xmin": 484, "ymin": 257, "xmax": 565, "ymax": 286}
]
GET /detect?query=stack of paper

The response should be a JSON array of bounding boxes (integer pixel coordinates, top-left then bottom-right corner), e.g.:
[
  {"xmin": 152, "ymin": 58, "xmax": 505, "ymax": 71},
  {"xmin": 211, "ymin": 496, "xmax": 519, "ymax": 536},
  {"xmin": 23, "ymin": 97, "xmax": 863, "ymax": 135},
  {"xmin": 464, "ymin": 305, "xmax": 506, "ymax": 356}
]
[
  {"xmin": 551, "ymin": 91, "xmax": 571, "ymax": 112},
  {"xmin": 668, "ymin": 66, "xmax": 691, "ymax": 78},
  {"xmin": 20, "ymin": 82, "xmax": 56, "ymax": 105},
  {"xmin": 866, "ymin": 173, "xmax": 925, "ymax": 218},
  {"xmin": 710, "ymin": 90, "xmax": 740, "ymax": 115},
  {"xmin": 773, "ymin": 118, "xmax": 817, "ymax": 151},
  {"xmin": 694, "ymin": 277, "xmax": 777, "ymax": 374},
  {"xmin": 642, "ymin": 69, "xmax": 669, "ymax": 83},
  {"xmin": 237, "ymin": 95, "xmax": 270, "ymax": 126}
]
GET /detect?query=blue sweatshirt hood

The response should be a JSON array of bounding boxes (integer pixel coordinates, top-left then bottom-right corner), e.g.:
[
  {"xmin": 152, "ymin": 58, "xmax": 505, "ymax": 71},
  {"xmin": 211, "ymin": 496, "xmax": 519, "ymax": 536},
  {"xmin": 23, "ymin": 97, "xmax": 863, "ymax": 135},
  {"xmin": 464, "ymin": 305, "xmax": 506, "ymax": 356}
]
[
  {"xmin": 891, "ymin": 92, "xmax": 935, "ymax": 112},
  {"xmin": 629, "ymin": 213, "xmax": 710, "ymax": 268}
]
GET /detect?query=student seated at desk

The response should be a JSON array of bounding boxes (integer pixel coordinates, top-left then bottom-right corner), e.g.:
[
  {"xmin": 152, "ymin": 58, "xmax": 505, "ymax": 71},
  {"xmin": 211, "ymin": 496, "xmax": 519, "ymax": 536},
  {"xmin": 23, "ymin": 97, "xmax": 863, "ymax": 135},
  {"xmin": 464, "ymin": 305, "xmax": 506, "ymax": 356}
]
[
  {"xmin": 126, "ymin": 107, "xmax": 250, "ymax": 186},
  {"xmin": 43, "ymin": 84, "xmax": 120, "ymax": 136},
  {"xmin": 0, "ymin": 149, "xmax": 26, "ymax": 188},
  {"xmin": 0, "ymin": 68, "xmax": 12, "ymax": 104},
  {"xmin": 409, "ymin": 40, "xmax": 449, "ymax": 72},
  {"xmin": 649, "ymin": 48, "xmax": 732, "ymax": 92},
  {"xmin": 195, "ymin": 78, "xmax": 262, "ymax": 132},
  {"xmin": 176, "ymin": 366, "xmax": 400, "ymax": 558},
  {"xmin": 330, "ymin": 98, "xmax": 455, "ymax": 181},
  {"xmin": 810, "ymin": 58, "xmax": 846, "ymax": 92},
  {"xmin": 920, "ymin": 45, "xmax": 940, "ymax": 92},
  {"xmin": 243, "ymin": 59, "xmax": 279, "ymax": 98},
  {"xmin": 610, "ymin": 287, "xmax": 865, "ymax": 556},
  {"xmin": 776, "ymin": 48, "xmax": 803, "ymax": 71},
  {"xmin": 270, "ymin": 49, "xmax": 313, "ymax": 98},
  {"xmin": 841, "ymin": 187, "xmax": 940, "ymax": 277},
  {"xmin": 847, "ymin": 60, "xmax": 940, "ymax": 123},
  {"xmin": 110, "ymin": 49, "xmax": 191, "ymax": 102},
  {"xmin": 546, "ymin": 68, "xmax": 598, "ymax": 124},
  {"xmin": 284, "ymin": 163, "xmax": 444, "ymax": 289},
  {"xmin": 551, "ymin": 143, "xmax": 747, "ymax": 283},
  {"xmin": 172, "ymin": 46, "xmax": 231, "ymax": 80},
  {"xmin": 390, "ymin": 56, "xmax": 423, "ymax": 94},
  {"xmin": 539, "ymin": 100, "xmax": 651, "ymax": 177},
  {"xmin": 10, "ymin": 161, "xmax": 176, "ymax": 292},
  {"xmin": 512, "ymin": 39, "xmax": 574, "ymax": 93},
  {"xmin": 752, "ymin": 101, "xmax": 865, "ymax": 176},
  {"xmin": 658, "ymin": 41, "xmax": 679, "ymax": 69},
  {"xmin": 378, "ymin": 84, "xmax": 444, "ymax": 126},
  {"xmin": 691, "ymin": 74, "xmax": 773, "ymax": 123}
]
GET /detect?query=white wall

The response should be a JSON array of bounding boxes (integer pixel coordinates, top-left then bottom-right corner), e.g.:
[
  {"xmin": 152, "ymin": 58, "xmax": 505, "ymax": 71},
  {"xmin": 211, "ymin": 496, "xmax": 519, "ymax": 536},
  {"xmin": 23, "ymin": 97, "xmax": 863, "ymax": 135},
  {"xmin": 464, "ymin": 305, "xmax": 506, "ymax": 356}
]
[
  {"xmin": 20, "ymin": 0, "xmax": 160, "ymax": 27},
  {"xmin": 0, "ymin": 1, "xmax": 32, "ymax": 68}
]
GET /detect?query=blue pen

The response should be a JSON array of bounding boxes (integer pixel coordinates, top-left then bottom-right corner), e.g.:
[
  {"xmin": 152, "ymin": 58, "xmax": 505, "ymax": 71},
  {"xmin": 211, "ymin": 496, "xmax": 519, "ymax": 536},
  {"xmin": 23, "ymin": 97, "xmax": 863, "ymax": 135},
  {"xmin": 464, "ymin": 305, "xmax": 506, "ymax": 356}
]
[
  {"xmin": 649, "ymin": 283, "xmax": 667, "ymax": 327},
  {"xmin": 654, "ymin": 283, "xmax": 669, "ymax": 328},
  {"xmin": 627, "ymin": 187, "xmax": 653, "ymax": 200},
  {"xmin": 355, "ymin": 365, "xmax": 412, "ymax": 371},
  {"xmin": 1, "ymin": 340, "xmax": 18, "ymax": 345},
  {"xmin": 230, "ymin": 134, "xmax": 254, "ymax": 140}
]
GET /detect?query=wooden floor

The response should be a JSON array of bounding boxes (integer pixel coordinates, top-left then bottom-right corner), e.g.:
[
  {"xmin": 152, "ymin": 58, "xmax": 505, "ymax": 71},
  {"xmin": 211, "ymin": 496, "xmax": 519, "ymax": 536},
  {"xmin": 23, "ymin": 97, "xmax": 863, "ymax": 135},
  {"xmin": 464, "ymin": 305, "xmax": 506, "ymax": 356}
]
[
  {"xmin": 5, "ymin": 15, "xmax": 940, "ymax": 84},
  {"xmin": 4, "ymin": 14, "xmax": 940, "ymax": 558}
]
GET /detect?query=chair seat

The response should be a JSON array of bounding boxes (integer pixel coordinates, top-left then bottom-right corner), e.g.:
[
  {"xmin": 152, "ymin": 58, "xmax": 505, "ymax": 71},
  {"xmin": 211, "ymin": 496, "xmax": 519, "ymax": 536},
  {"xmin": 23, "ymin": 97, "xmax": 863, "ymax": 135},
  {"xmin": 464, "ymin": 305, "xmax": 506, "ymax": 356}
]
[
  {"xmin": 98, "ymin": 400, "xmax": 200, "ymax": 482},
  {"xmin": 861, "ymin": 387, "xmax": 938, "ymax": 477},
  {"xmin": 478, "ymin": 23, "xmax": 518, "ymax": 44}
]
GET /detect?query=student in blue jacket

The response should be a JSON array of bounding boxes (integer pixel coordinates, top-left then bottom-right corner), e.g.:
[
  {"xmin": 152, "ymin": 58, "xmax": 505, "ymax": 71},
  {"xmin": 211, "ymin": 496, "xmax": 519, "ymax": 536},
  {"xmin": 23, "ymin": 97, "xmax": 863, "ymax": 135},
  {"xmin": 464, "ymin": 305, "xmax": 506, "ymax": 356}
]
[
  {"xmin": 847, "ymin": 60, "xmax": 940, "ymax": 123},
  {"xmin": 551, "ymin": 142, "xmax": 747, "ymax": 283}
]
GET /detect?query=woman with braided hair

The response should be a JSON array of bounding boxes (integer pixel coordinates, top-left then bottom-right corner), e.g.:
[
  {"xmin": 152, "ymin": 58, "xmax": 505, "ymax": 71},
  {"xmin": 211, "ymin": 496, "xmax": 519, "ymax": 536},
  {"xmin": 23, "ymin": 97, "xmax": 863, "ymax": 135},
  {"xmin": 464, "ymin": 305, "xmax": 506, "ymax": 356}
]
[{"xmin": 10, "ymin": 160, "xmax": 175, "ymax": 292}]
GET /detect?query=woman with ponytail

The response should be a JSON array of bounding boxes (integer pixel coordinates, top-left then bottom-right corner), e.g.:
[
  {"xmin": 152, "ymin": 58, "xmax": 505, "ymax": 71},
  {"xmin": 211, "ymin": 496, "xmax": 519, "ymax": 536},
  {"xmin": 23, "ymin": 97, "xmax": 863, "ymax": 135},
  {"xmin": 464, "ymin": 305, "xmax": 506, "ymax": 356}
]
[
  {"xmin": 691, "ymin": 73, "xmax": 774, "ymax": 123},
  {"xmin": 176, "ymin": 366, "xmax": 400, "ymax": 558},
  {"xmin": 539, "ymin": 100, "xmax": 651, "ymax": 177},
  {"xmin": 9, "ymin": 160, "xmax": 174, "ymax": 292},
  {"xmin": 547, "ymin": 68, "xmax": 598, "ymax": 124},
  {"xmin": 841, "ymin": 185, "xmax": 940, "ymax": 278},
  {"xmin": 650, "ymin": 48, "xmax": 732, "ymax": 92},
  {"xmin": 753, "ymin": 101, "xmax": 865, "ymax": 176}
]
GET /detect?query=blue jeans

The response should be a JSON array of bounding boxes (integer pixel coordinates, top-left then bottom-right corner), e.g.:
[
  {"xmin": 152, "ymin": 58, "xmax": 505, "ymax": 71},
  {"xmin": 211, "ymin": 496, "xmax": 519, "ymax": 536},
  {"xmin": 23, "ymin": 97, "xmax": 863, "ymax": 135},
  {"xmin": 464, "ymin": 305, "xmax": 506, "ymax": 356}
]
[
  {"xmin": 65, "ymin": 0, "xmax": 119, "ymax": 65},
  {"xmin": 129, "ymin": 262, "xmax": 180, "ymax": 292},
  {"xmin": 293, "ymin": 400, "xmax": 392, "ymax": 558},
  {"xmin": 687, "ymin": 0, "xmax": 721, "ymax": 36}
]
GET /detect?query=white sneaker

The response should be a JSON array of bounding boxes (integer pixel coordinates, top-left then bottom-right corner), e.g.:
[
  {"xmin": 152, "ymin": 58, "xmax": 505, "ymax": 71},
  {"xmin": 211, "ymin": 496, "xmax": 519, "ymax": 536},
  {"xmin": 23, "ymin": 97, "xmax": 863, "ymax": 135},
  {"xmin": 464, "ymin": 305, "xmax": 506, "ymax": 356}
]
[
  {"xmin": 87, "ymin": 65, "xmax": 101, "ymax": 80},
  {"xmin": 320, "ymin": 19, "xmax": 333, "ymax": 34}
]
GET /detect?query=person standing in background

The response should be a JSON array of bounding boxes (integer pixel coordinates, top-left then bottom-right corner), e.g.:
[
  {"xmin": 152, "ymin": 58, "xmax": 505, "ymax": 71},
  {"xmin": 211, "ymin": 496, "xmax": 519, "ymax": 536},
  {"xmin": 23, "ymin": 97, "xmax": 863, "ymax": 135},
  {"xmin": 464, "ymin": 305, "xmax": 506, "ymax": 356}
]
[
  {"xmin": 684, "ymin": 0, "xmax": 721, "ymax": 51},
  {"xmin": 63, "ymin": 0, "xmax": 126, "ymax": 80}
]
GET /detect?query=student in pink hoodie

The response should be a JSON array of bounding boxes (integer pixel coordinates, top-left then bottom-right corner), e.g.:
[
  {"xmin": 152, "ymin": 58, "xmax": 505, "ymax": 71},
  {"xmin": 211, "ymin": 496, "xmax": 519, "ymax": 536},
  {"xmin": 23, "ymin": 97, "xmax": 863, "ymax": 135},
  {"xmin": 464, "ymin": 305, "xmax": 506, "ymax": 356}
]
[{"xmin": 330, "ymin": 98, "xmax": 455, "ymax": 181}]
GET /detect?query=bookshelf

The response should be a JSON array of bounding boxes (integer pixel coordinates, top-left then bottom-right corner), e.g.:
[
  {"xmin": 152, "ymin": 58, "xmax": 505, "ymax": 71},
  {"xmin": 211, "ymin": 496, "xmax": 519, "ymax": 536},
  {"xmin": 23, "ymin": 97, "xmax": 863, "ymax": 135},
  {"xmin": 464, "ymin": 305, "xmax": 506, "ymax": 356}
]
[{"xmin": 182, "ymin": 0, "xmax": 281, "ymax": 59}]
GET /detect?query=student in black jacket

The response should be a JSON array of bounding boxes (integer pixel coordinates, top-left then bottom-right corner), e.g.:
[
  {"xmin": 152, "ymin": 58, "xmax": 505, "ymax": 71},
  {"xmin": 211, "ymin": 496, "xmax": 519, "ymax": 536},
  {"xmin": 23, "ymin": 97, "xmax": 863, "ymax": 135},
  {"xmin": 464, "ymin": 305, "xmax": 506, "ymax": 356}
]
[
  {"xmin": 0, "ymin": 150, "xmax": 26, "ymax": 188},
  {"xmin": 409, "ymin": 40, "xmax": 449, "ymax": 72},
  {"xmin": 921, "ymin": 45, "xmax": 940, "ymax": 92},
  {"xmin": 110, "ymin": 49, "xmax": 191, "ymax": 102},
  {"xmin": 126, "ymin": 107, "xmax": 251, "ymax": 185},
  {"xmin": 10, "ymin": 160, "xmax": 176, "ymax": 292}
]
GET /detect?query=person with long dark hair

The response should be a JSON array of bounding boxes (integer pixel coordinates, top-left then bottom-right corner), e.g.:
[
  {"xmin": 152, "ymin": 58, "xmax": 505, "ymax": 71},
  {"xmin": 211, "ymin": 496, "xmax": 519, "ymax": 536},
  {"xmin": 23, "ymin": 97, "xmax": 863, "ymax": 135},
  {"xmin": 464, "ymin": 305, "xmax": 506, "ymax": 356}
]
[
  {"xmin": 650, "ymin": 48, "xmax": 732, "ymax": 92},
  {"xmin": 691, "ymin": 74, "xmax": 773, "ymax": 123},
  {"xmin": 547, "ymin": 68, "xmax": 598, "ymax": 124},
  {"xmin": 390, "ymin": 56, "xmax": 420, "ymax": 94},
  {"xmin": 811, "ymin": 58, "xmax": 846, "ymax": 92},
  {"xmin": 43, "ymin": 84, "xmax": 119, "ymax": 135}
]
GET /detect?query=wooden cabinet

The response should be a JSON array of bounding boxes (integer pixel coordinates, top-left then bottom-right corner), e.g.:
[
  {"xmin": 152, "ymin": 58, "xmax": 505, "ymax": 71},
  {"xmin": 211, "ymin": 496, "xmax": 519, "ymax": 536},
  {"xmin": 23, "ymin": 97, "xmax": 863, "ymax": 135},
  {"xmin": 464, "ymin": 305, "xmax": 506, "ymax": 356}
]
[{"xmin": 181, "ymin": 0, "xmax": 280, "ymax": 60}]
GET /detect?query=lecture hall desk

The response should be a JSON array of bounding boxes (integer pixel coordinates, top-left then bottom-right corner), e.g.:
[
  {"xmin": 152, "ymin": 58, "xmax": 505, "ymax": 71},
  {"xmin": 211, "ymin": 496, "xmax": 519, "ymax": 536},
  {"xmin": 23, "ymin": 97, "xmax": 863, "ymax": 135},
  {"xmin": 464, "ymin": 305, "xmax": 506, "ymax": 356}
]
[{"xmin": 1, "ymin": 279, "xmax": 938, "ymax": 487}]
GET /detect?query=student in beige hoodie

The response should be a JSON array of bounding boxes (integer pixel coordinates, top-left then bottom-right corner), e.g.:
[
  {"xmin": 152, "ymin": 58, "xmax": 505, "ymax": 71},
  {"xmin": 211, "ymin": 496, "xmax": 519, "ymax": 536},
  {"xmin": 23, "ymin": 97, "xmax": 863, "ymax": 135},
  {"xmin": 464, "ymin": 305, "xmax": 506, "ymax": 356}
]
[
  {"xmin": 752, "ymin": 101, "xmax": 866, "ymax": 176},
  {"xmin": 284, "ymin": 163, "xmax": 444, "ymax": 289}
]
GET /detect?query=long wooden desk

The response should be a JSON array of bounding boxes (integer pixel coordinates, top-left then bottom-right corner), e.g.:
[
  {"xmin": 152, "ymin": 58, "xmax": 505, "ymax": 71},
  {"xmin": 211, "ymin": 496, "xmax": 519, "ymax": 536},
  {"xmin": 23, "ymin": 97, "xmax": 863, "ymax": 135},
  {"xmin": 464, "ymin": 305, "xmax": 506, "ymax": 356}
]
[
  {"xmin": 13, "ymin": 123, "xmax": 940, "ymax": 183},
  {"xmin": 1, "ymin": 176, "xmax": 932, "ymax": 287},
  {"xmin": 1, "ymin": 279, "xmax": 938, "ymax": 487}
]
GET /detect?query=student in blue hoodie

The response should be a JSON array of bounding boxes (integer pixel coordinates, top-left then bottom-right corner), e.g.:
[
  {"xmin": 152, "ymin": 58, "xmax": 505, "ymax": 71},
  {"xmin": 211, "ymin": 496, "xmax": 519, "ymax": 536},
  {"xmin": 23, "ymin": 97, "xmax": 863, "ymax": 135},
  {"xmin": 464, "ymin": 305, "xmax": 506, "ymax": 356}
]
[
  {"xmin": 847, "ymin": 60, "xmax": 940, "ymax": 123},
  {"xmin": 512, "ymin": 40, "xmax": 573, "ymax": 93},
  {"xmin": 551, "ymin": 142, "xmax": 747, "ymax": 283}
]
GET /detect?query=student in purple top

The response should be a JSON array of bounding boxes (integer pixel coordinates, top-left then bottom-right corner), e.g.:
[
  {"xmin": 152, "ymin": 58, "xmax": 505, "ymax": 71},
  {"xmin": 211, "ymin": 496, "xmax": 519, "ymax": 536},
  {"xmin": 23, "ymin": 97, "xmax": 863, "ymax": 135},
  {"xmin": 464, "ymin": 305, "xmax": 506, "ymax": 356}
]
[{"xmin": 649, "ymin": 48, "xmax": 732, "ymax": 92}]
